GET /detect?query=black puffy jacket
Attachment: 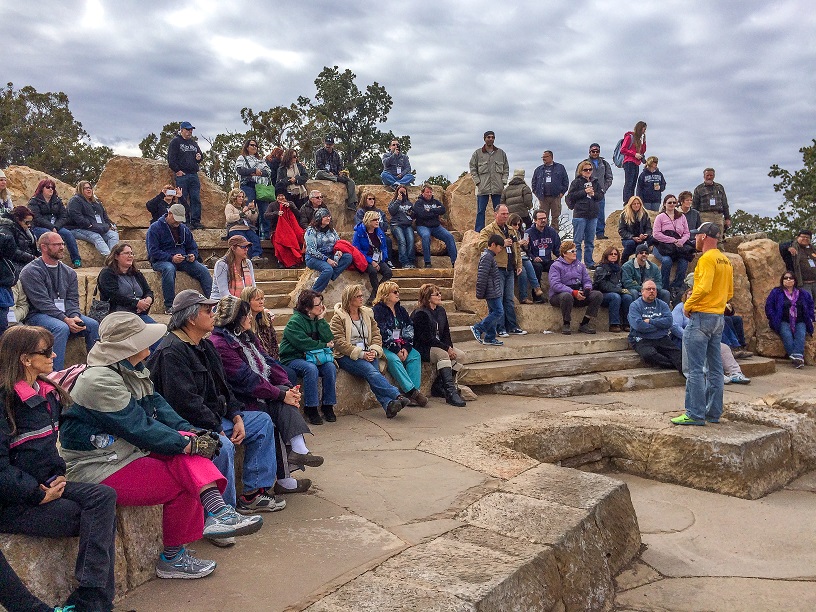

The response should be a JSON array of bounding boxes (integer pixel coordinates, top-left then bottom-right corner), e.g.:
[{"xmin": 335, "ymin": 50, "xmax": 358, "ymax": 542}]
[{"xmin": 0, "ymin": 215, "xmax": 38, "ymax": 272}]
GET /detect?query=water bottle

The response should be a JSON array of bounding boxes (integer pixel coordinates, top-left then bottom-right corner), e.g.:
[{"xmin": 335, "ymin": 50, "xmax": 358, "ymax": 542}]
[{"xmin": 90, "ymin": 434, "xmax": 114, "ymax": 448}]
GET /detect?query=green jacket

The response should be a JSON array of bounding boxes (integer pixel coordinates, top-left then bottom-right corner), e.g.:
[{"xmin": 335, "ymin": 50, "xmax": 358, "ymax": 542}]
[
  {"xmin": 622, "ymin": 259, "xmax": 664, "ymax": 292},
  {"xmin": 278, "ymin": 310, "xmax": 335, "ymax": 364}
]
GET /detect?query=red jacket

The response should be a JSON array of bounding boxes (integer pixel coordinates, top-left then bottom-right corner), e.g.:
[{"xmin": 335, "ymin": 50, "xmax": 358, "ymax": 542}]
[
  {"xmin": 334, "ymin": 239, "xmax": 369, "ymax": 272},
  {"xmin": 273, "ymin": 207, "xmax": 304, "ymax": 268},
  {"xmin": 620, "ymin": 131, "xmax": 646, "ymax": 166}
]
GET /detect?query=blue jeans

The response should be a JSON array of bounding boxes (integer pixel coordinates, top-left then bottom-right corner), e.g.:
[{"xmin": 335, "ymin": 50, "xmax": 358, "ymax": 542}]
[
  {"xmin": 71, "ymin": 228, "xmax": 119, "ymax": 257},
  {"xmin": 416, "ymin": 225, "xmax": 457, "ymax": 265},
  {"xmin": 475, "ymin": 194, "xmax": 502, "ymax": 231},
  {"xmin": 643, "ymin": 200, "xmax": 660, "ymax": 212},
  {"xmin": 306, "ymin": 253, "xmax": 353, "ymax": 293},
  {"xmin": 778, "ymin": 321, "xmax": 806, "ymax": 357},
  {"xmin": 391, "ymin": 225, "xmax": 416, "ymax": 266},
  {"xmin": 621, "ymin": 239, "xmax": 638, "ymax": 262},
  {"xmin": 227, "ymin": 229, "xmax": 263, "ymax": 259},
  {"xmin": 684, "ymin": 312, "xmax": 724, "ymax": 422},
  {"xmin": 498, "ymin": 267, "xmax": 518, "ymax": 333},
  {"xmin": 213, "ymin": 411, "xmax": 277, "ymax": 507},
  {"xmin": 286, "ymin": 358, "xmax": 337, "ymax": 407},
  {"xmin": 517, "ymin": 258, "xmax": 541, "ymax": 300},
  {"xmin": 572, "ymin": 217, "xmax": 597, "ymax": 266},
  {"xmin": 474, "ymin": 297, "xmax": 504, "ymax": 342},
  {"xmin": 174, "ymin": 172, "xmax": 202, "ymax": 225},
  {"xmin": 623, "ymin": 162, "xmax": 638, "ymax": 204},
  {"xmin": 383, "ymin": 348, "xmax": 422, "ymax": 393},
  {"xmin": 151, "ymin": 259, "xmax": 213, "ymax": 309},
  {"xmin": 25, "ymin": 313, "xmax": 99, "ymax": 370},
  {"xmin": 32, "ymin": 227, "xmax": 81, "ymax": 262},
  {"xmin": 659, "ymin": 254, "xmax": 689, "ymax": 290},
  {"xmin": 601, "ymin": 292, "xmax": 634, "ymax": 325},
  {"xmin": 337, "ymin": 355, "xmax": 400, "ymax": 411},
  {"xmin": 380, "ymin": 172, "xmax": 415, "ymax": 187},
  {"xmin": 595, "ymin": 197, "xmax": 607, "ymax": 237}
]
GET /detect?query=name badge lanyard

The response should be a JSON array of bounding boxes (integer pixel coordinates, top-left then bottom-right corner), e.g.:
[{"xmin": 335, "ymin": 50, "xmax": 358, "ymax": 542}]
[{"xmin": 351, "ymin": 317, "xmax": 367, "ymax": 350}]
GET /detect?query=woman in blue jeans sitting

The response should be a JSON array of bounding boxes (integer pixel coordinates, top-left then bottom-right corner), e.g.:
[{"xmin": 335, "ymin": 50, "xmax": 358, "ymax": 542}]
[
  {"xmin": 593, "ymin": 246, "xmax": 634, "ymax": 333},
  {"xmin": 278, "ymin": 289, "xmax": 338, "ymax": 426},
  {"xmin": 387, "ymin": 185, "xmax": 417, "ymax": 268},
  {"xmin": 412, "ymin": 185, "xmax": 457, "ymax": 268},
  {"xmin": 330, "ymin": 284, "xmax": 409, "ymax": 419},
  {"xmin": 765, "ymin": 272, "xmax": 815, "ymax": 369},
  {"xmin": 27, "ymin": 178, "xmax": 82, "ymax": 268},
  {"xmin": 304, "ymin": 208, "xmax": 353, "ymax": 292},
  {"xmin": 66, "ymin": 181, "xmax": 119, "ymax": 257}
]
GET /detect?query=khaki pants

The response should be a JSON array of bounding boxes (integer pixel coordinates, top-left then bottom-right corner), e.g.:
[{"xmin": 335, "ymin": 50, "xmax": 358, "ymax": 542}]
[
  {"xmin": 699, "ymin": 211, "xmax": 724, "ymax": 239},
  {"xmin": 429, "ymin": 346, "xmax": 466, "ymax": 376},
  {"xmin": 538, "ymin": 196, "xmax": 562, "ymax": 231}
]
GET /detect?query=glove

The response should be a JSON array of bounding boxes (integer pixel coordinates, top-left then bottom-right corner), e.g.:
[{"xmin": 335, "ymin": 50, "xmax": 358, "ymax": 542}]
[{"xmin": 186, "ymin": 431, "xmax": 222, "ymax": 459}]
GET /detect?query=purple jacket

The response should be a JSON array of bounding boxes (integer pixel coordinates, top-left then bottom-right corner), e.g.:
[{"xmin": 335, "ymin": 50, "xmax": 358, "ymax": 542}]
[
  {"xmin": 765, "ymin": 287, "xmax": 814, "ymax": 336},
  {"xmin": 548, "ymin": 257, "xmax": 593, "ymax": 299}
]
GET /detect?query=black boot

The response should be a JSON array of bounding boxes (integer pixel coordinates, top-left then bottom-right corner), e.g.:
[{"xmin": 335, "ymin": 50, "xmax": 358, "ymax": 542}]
[
  {"xmin": 431, "ymin": 373, "xmax": 446, "ymax": 398},
  {"xmin": 438, "ymin": 367, "xmax": 466, "ymax": 407},
  {"xmin": 321, "ymin": 405, "xmax": 337, "ymax": 422},
  {"xmin": 304, "ymin": 405, "xmax": 323, "ymax": 425}
]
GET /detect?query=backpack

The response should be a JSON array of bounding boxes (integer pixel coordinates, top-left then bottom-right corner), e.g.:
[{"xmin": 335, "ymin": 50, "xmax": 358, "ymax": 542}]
[
  {"xmin": 612, "ymin": 137, "xmax": 625, "ymax": 168},
  {"xmin": 47, "ymin": 364, "xmax": 87, "ymax": 392}
]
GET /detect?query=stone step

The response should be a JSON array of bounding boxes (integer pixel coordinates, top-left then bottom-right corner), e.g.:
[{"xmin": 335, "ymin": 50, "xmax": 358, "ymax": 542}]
[
  {"xmin": 389, "ymin": 276, "xmax": 453, "ymax": 289},
  {"xmin": 255, "ymin": 279, "xmax": 299, "ymax": 294},
  {"xmin": 457, "ymin": 333, "xmax": 632, "ymax": 365},
  {"xmin": 267, "ymin": 301, "xmax": 477, "ymax": 328},
  {"xmin": 481, "ymin": 356, "xmax": 777, "ymax": 398}
]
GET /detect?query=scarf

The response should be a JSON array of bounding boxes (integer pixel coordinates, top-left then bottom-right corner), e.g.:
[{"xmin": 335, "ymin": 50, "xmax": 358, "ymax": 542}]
[
  {"xmin": 228, "ymin": 260, "xmax": 253, "ymax": 297},
  {"xmin": 234, "ymin": 330, "xmax": 272, "ymax": 381},
  {"xmin": 785, "ymin": 287, "xmax": 800, "ymax": 333}
]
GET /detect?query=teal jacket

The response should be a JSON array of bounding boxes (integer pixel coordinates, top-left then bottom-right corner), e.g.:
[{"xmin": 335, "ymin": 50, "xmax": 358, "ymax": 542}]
[
  {"xmin": 278, "ymin": 310, "xmax": 335, "ymax": 364},
  {"xmin": 622, "ymin": 258, "xmax": 664, "ymax": 292}
]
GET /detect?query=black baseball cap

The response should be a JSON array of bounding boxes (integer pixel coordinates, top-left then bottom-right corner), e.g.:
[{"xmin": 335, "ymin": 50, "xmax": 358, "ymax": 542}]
[{"xmin": 690, "ymin": 222, "xmax": 722, "ymax": 239}]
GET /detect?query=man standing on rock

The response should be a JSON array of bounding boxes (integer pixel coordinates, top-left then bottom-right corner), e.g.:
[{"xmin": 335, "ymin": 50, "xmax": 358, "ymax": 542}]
[
  {"xmin": 627, "ymin": 280, "xmax": 682, "ymax": 372},
  {"xmin": 532, "ymin": 151, "xmax": 569, "ymax": 232},
  {"xmin": 315, "ymin": 136, "xmax": 357, "ymax": 211},
  {"xmin": 671, "ymin": 222, "xmax": 733, "ymax": 426},
  {"xmin": 575, "ymin": 144, "xmax": 614, "ymax": 239},
  {"xmin": 469, "ymin": 131, "xmax": 509, "ymax": 232},
  {"xmin": 691, "ymin": 168, "xmax": 730, "ymax": 238},
  {"xmin": 167, "ymin": 121, "xmax": 205, "ymax": 230}
]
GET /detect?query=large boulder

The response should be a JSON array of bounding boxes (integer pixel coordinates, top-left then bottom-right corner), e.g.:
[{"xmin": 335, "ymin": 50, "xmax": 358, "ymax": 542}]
[
  {"xmin": 452, "ymin": 230, "xmax": 487, "ymax": 316},
  {"xmin": 3, "ymin": 165, "xmax": 76, "ymax": 206},
  {"xmin": 95, "ymin": 156, "xmax": 227, "ymax": 229},
  {"xmin": 738, "ymin": 239, "xmax": 786, "ymax": 358},
  {"xmin": 446, "ymin": 174, "xmax": 495, "ymax": 233},
  {"xmin": 726, "ymin": 252, "xmax": 755, "ymax": 348}
]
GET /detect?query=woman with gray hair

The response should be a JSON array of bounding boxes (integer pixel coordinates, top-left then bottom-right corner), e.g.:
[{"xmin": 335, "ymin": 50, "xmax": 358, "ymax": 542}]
[{"xmin": 352, "ymin": 210, "xmax": 393, "ymax": 304}]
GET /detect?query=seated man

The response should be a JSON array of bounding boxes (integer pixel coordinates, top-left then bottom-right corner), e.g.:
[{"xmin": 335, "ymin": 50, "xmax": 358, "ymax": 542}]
[
  {"xmin": 622, "ymin": 243, "xmax": 671, "ymax": 304},
  {"xmin": 146, "ymin": 184, "xmax": 184, "ymax": 224},
  {"xmin": 381, "ymin": 140, "xmax": 415, "ymax": 189},
  {"xmin": 525, "ymin": 209, "xmax": 561, "ymax": 282},
  {"xmin": 628, "ymin": 279, "xmax": 682, "ymax": 372},
  {"xmin": 314, "ymin": 136, "xmax": 357, "ymax": 211},
  {"xmin": 19, "ymin": 232, "xmax": 99, "ymax": 370},
  {"xmin": 146, "ymin": 203, "xmax": 213, "ymax": 314},
  {"xmin": 299, "ymin": 190, "xmax": 328, "ymax": 229},
  {"xmin": 146, "ymin": 289, "xmax": 285, "ymax": 518}
]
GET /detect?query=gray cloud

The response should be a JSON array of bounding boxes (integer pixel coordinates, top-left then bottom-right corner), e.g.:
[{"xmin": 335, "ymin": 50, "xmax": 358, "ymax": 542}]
[{"xmin": 1, "ymin": 0, "xmax": 814, "ymax": 218}]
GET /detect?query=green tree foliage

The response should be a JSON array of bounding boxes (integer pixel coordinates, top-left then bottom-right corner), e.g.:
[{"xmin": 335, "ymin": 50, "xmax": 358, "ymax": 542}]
[
  {"xmin": 424, "ymin": 175, "xmax": 451, "ymax": 189},
  {"xmin": 201, "ymin": 131, "xmax": 246, "ymax": 192},
  {"xmin": 729, "ymin": 209, "xmax": 782, "ymax": 241},
  {"xmin": 0, "ymin": 82, "xmax": 113, "ymax": 184},
  {"xmin": 138, "ymin": 121, "xmax": 183, "ymax": 160},
  {"xmin": 769, "ymin": 139, "xmax": 816, "ymax": 237}
]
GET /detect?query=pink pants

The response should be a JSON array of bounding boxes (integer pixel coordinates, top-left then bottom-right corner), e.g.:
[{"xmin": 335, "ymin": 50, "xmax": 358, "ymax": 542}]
[{"xmin": 101, "ymin": 454, "xmax": 226, "ymax": 547}]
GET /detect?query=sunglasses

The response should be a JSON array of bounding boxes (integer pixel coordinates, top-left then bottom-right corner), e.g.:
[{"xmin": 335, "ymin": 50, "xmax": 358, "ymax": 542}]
[
  {"xmin": 783, "ymin": 276, "xmax": 795, "ymax": 280},
  {"xmin": 581, "ymin": 169, "xmax": 592, "ymax": 173},
  {"xmin": 566, "ymin": 249, "xmax": 577, "ymax": 254},
  {"xmin": 665, "ymin": 200, "xmax": 677, "ymax": 205},
  {"xmin": 29, "ymin": 347, "xmax": 54, "ymax": 357},
  {"xmin": 236, "ymin": 244, "xmax": 250, "ymax": 249},
  {"xmin": 367, "ymin": 197, "xmax": 376, "ymax": 201},
  {"xmin": 392, "ymin": 290, "xmax": 400, "ymax": 294}
]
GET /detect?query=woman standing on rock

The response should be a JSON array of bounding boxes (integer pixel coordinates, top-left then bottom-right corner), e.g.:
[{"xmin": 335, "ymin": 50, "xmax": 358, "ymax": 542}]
[
  {"xmin": 620, "ymin": 121, "xmax": 647, "ymax": 205},
  {"xmin": 66, "ymin": 181, "xmax": 119, "ymax": 258},
  {"xmin": 765, "ymin": 272, "xmax": 815, "ymax": 369},
  {"xmin": 28, "ymin": 178, "xmax": 82, "ymax": 268},
  {"xmin": 275, "ymin": 149, "xmax": 309, "ymax": 211}
]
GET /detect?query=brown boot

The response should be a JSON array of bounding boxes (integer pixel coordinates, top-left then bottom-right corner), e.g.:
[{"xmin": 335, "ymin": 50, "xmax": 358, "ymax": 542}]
[{"xmin": 408, "ymin": 388, "xmax": 428, "ymax": 407}]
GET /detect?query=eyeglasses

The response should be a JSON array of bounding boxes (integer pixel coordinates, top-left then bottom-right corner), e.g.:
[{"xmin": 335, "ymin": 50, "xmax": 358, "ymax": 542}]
[
  {"xmin": 313, "ymin": 195, "xmax": 323, "ymax": 199},
  {"xmin": 29, "ymin": 347, "xmax": 54, "ymax": 357},
  {"xmin": 665, "ymin": 200, "xmax": 677, "ymax": 205},
  {"xmin": 353, "ymin": 294, "xmax": 364, "ymax": 299},
  {"xmin": 312, "ymin": 302, "xmax": 325, "ymax": 308},
  {"xmin": 45, "ymin": 242, "xmax": 65, "ymax": 247},
  {"xmin": 236, "ymin": 244, "xmax": 250, "ymax": 249},
  {"xmin": 120, "ymin": 251, "xmax": 134, "ymax": 256},
  {"xmin": 566, "ymin": 249, "xmax": 577, "ymax": 254},
  {"xmin": 248, "ymin": 143, "xmax": 257, "ymax": 147},
  {"xmin": 23, "ymin": 220, "xmax": 32, "ymax": 226}
]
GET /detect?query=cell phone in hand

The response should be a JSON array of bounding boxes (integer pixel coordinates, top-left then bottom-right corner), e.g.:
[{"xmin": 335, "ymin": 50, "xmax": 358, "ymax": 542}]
[
  {"xmin": 75, "ymin": 320, "xmax": 86, "ymax": 328},
  {"xmin": 44, "ymin": 475, "xmax": 59, "ymax": 486}
]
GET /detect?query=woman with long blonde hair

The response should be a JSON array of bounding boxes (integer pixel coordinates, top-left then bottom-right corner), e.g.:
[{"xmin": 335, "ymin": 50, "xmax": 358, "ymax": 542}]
[{"xmin": 618, "ymin": 196, "xmax": 652, "ymax": 262}]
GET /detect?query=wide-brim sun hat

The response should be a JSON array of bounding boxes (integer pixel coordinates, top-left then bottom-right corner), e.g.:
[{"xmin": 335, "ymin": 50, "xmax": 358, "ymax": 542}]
[{"xmin": 86, "ymin": 311, "xmax": 167, "ymax": 366}]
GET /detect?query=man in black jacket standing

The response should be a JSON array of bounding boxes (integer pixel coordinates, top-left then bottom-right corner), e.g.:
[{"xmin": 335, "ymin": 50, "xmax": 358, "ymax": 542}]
[
  {"xmin": 167, "ymin": 122, "xmax": 204, "ymax": 229},
  {"xmin": 314, "ymin": 136, "xmax": 357, "ymax": 211}
]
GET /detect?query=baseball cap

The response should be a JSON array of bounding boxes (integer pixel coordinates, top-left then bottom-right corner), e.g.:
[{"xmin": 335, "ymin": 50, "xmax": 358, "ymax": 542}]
[
  {"xmin": 171, "ymin": 289, "xmax": 217, "ymax": 313},
  {"xmin": 635, "ymin": 243, "xmax": 651, "ymax": 255},
  {"xmin": 690, "ymin": 222, "xmax": 722, "ymax": 239},
  {"xmin": 180, "ymin": 121, "xmax": 195, "ymax": 130},
  {"xmin": 168, "ymin": 203, "xmax": 187, "ymax": 222},
  {"xmin": 324, "ymin": 136, "xmax": 335, "ymax": 144}
]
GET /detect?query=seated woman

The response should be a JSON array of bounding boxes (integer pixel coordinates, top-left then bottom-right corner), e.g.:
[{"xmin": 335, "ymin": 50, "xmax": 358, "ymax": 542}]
[
  {"xmin": 618, "ymin": 196, "xmax": 652, "ymax": 262},
  {"xmin": 0, "ymin": 325, "xmax": 117, "ymax": 611},
  {"xmin": 224, "ymin": 188, "xmax": 264, "ymax": 263},
  {"xmin": 210, "ymin": 296, "xmax": 321, "ymax": 494},
  {"xmin": 211, "ymin": 235, "xmax": 256, "ymax": 300},
  {"xmin": 593, "ymin": 246, "xmax": 634, "ymax": 332},
  {"xmin": 354, "ymin": 192, "xmax": 388, "ymax": 230},
  {"xmin": 353, "ymin": 210, "xmax": 393, "ymax": 304},
  {"xmin": 275, "ymin": 149, "xmax": 309, "ymax": 210},
  {"xmin": 66, "ymin": 181, "xmax": 119, "ymax": 257},
  {"xmin": 278, "ymin": 289, "xmax": 338, "ymax": 426},
  {"xmin": 765, "ymin": 271, "xmax": 815, "ymax": 369},
  {"xmin": 0, "ymin": 206, "xmax": 38, "ymax": 274},
  {"xmin": 305, "ymin": 209, "xmax": 353, "ymax": 292},
  {"xmin": 60, "ymin": 312, "xmax": 263, "ymax": 576},
  {"xmin": 372, "ymin": 281, "xmax": 427, "ymax": 407},
  {"xmin": 410, "ymin": 283, "xmax": 467, "ymax": 407},
  {"xmin": 242, "ymin": 286, "xmax": 280, "ymax": 360},
  {"xmin": 97, "ymin": 242, "xmax": 156, "ymax": 323},
  {"xmin": 652, "ymin": 194, "xmax": 691, "ymax": 297},
  {"xmin": 548, "ymin": 240, "xmax": 604, "ymax": 335},
  {"xmin": 388, "ymin": 185, "xmax": 417, "ymax": 269},
  {"xmin": 509, "ymin": 213, "xmax": 544, "ymax": 303},
  {"xmin": 330, "ymin": 284, "xmax": 409, "ymax": 418},
  {"xmin": 28, "ymin": 178, "xmax": 82, "ymax": 267},
  {"xmin": 265, "ymin": 192, "xmax": 305, "ymax": 268}
]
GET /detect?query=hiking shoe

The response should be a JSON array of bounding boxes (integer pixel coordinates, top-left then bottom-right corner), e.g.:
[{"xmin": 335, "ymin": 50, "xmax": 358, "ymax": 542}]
[
  {"xmin": 562, "ymin": 323, "xmax": 572, "ymax": 335},
  {"xmin": 509, "ymin": 328, "xmax": 528, "ymax": 335},
  {"xmin": 287, "ymin": 450, "xmax": 324, "ymax": 467},
  {"xmin": 483, "ymin": 338, "xmax": 504, "ymax": 346},
  {"xmin": 497, "ymin": 330, "xmax": 510, "ymax": 338},
  {"xmin": 205, "ymin": 535, "xmax": 235, "ymax": 548},
  {"xmin": 203, "ymin": 506, "xmax": 263, "ymax": 538},
  {"xmin": 156, "ymin": 548, "xmax": 216, "ymax": 579},
  {"xmin": 385, "ymin": 398, "xmax": 404, "ymax": 418},
  {"xmin": 670, "ymin": 414, "xmax": 706, "ymax": 426},
  {"xmin": 732, "ymin": 349, "xmax": 753, "ymax": 359},
  {"xmin": 237, "ymin": 490, "xmax": 286, "ymax": 513},
  {"xmin": 706, "ymin": 417, "xmax": 721, "ymax": 424},
  {"xmin": 469, "ymin": 325, "xmax": 484, "ymax": 344},
  {"xmin": 164, "ymin": 307, "xmax": 173, "ymax": 315},
  {"xmin": 609, "ymin": 325, "xmax": 622, "ymax": 333},
  {"xmin": 578, "ymin": 322, "xmax": 596, "ymax": 334},
  {"xmin": 723, "ymin": 375, "xmax": 732, "ymax": 385},
  {"xmin": 72, "ymin": 259, "xmax": 82, "ymax": 268},
  {"xmin": 728, "ymin": 373, "xmax": 751, "ymax": 385},
  {"xmin": 274, "ymin": 478, "xmax": 312, "ymax": 494}
]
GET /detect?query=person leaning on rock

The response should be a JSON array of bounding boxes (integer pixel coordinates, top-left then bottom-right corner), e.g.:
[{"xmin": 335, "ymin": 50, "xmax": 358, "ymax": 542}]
[
  {"xmin": 315, "ymin": 136, "xmax": 358, "ymax": 211},
  {"xmin": 469, "ymin": 131, "xmax": 509, "ymax": 231},
  {"xmin": 167, "ymin": 121, "xmax": 204, "ymax": 229}
]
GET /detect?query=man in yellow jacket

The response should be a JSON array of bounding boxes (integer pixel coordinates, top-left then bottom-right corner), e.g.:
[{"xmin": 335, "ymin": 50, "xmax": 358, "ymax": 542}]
[{"xmin": 672, "ymin": 222, "xmax": 734, "ymax": 426}]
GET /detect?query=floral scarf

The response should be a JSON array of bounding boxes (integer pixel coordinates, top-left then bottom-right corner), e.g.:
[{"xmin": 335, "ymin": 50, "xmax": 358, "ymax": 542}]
[{"xmin": 784, "ymin": 287, "xmax": 800, "ymax": 333}]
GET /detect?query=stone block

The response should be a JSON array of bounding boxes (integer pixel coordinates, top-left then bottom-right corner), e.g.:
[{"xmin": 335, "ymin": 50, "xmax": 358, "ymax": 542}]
[
  {"xmin": 499, "ymin": 422, "xmax": 603, "ymax": 464},
  {"xmin": 3, "ymin": 166, "xmax": 77, "ymax": 209},
  {"xmin": 604, "ymin": 367, "xmax": 685, "ymax": 392},
  {"xmin": 452, "ymin": 230, "xmax": 487, "ymax": 317},
  {"xmin": 738, "ymin": 239, "xmax": 786, "ymax": 358},
  {"xmin": 115, "ymin": 505, "xmax": 163, "ymax": 589},
  {"xmin": 488, "ymin": 374, "xmax": 611, "ymax": 398}
]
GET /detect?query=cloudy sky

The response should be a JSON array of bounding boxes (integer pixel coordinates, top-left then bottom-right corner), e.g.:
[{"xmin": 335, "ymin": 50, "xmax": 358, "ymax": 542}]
[{"xmin": 3, "ymin": 0, "xmax": 814, "ymax": 217}]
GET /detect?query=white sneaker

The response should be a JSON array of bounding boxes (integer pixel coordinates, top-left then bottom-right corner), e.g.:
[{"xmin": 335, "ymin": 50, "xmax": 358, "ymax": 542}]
[{"xmin": 203, "ymin": 506, "xmax": 263, "ymax": 538}]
